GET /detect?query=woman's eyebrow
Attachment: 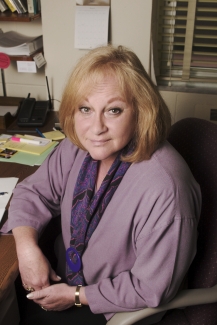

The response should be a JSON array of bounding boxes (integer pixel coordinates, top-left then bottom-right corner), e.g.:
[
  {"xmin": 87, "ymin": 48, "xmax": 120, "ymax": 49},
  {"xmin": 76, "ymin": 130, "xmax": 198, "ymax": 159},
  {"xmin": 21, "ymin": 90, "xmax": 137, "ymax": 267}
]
[{"xmin": 107, "ymin": 97, "xmax": 125, "ymax": 104}]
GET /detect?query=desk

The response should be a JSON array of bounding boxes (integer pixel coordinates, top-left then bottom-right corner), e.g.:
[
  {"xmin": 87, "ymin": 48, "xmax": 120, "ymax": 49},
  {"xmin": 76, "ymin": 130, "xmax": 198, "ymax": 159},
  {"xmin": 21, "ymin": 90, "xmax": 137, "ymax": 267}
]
[{"xmin": 0, "ymin": 111, "xmax": 58, "ymax": 325}]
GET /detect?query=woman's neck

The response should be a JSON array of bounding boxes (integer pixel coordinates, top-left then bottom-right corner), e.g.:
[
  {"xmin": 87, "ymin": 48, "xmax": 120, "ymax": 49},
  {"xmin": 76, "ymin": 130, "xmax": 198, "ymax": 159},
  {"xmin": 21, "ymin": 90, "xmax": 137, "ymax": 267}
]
[{"xmin": 96, "ymin": 159, "xmax": 115, "ymax": 192}]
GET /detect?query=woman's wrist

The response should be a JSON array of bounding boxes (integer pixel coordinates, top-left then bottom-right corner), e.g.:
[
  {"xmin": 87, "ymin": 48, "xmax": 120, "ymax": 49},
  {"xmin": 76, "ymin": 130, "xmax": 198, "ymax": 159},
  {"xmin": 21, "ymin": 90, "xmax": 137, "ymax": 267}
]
[
  {"xmin": 12, "ymin": 226, "xmax": 39, "ymax": 256},
  {"xmin": 74, "ymin": 286, "xmax": 88, "ymax": 306}
]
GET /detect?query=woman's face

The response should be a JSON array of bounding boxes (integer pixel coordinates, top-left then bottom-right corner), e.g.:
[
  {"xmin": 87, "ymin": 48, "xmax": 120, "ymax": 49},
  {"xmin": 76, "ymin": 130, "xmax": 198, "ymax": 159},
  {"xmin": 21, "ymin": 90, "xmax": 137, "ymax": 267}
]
[{"xmin": 74, "ymin": 75, "xmax": 135, "ymax": 166}]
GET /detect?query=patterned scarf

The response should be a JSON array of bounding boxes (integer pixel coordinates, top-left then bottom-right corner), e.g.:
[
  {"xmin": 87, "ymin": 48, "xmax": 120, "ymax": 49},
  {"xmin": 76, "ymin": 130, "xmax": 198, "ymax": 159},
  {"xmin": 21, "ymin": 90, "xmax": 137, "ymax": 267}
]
[{"xmin": 66, "ymin": 146, "xmax": 132, "ymax": 286}]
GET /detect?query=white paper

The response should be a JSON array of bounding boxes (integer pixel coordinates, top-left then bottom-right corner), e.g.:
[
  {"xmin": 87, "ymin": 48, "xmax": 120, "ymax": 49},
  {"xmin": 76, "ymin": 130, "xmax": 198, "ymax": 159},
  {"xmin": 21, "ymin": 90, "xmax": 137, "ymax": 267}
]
[
  {"xmin": 17, "ymin": 61, "xmax": 37, "ymax": 73},
  {"xmin": 74, "ymin": 6, "xmax": 109, "ymax": 49},
  {"xmin": 0, "ymin": 134, "xmax": 11, "ymax": 146},
  {"xmin": 33, "ymin": 52, "xmax": 46, "ymax": 68},
  {"xmin": 0, "ymin": 31, "xmax": 43, "ymax": 56},
  {"xmin": 0, "ymin": 106, "xmax": 18, "ymax": 116},
  {"xmin": 76, "ymin": 0, "xmax": 110, "ymax": 5},
  {"xmin": 0, "ymin": 134, "xmax": 11, "ymax": 139},
  {"xmin": 0, "ymin": 177, "xmax": 18, "ymax": 221}
]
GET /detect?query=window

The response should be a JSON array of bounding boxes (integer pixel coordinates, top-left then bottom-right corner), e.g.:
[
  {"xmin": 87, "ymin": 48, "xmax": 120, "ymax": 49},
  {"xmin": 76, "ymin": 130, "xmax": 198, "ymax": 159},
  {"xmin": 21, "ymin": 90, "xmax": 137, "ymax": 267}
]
[{"xmin": 152, "ymin": 0, "xmax": 217, "ymax": 91}]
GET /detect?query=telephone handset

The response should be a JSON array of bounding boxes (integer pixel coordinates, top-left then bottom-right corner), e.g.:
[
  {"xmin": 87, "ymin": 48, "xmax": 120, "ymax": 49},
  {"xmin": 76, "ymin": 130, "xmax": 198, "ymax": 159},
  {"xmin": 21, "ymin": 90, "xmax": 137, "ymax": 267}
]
[
  {"xmin": 17, "ymin": 76, "xmax": 52, "ymax": 127},
  {"xmin": 17, "ymin": 97, "xmax": 49, "ymax": 127}
]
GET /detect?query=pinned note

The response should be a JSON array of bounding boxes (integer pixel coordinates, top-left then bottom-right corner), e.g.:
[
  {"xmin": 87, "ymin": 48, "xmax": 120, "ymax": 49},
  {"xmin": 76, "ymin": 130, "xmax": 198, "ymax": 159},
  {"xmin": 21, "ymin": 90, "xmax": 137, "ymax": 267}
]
[
  {"xmin": 74, "ymin": 6, "xmax": 110, "ymax": 49},
  {"xmin": 17, "ymin": 61, "xmax": 37, "ymax": 73}
]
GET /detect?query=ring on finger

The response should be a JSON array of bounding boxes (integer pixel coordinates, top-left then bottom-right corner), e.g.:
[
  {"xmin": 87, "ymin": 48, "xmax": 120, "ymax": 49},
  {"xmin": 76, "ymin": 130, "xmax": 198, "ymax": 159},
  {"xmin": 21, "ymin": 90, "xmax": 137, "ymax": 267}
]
[
  {"xmin": 26, "ymin": 287, "xmax": 35, "ymax": 292},
  {"xmin": 22, "ymin": 284, "xmax": 35, "ymax": 292}
]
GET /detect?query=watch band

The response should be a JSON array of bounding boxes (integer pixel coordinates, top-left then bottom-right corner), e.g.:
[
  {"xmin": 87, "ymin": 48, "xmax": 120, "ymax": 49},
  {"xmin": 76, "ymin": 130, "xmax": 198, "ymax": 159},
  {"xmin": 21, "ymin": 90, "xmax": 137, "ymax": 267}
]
[{"xmin": 75, "ymin": 285, "xmax": 82, "ymax": 307}]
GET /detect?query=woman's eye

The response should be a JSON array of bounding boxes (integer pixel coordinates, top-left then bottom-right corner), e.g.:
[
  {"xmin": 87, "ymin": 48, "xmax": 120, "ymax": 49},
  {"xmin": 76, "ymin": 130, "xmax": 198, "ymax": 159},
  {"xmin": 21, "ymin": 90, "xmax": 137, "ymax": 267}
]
[
  {"xmin": 108, "ymin": 108, "xmax": 122, "ymax": 115},
  {"xmin": 79, "ymin": 107, "xmax": 90, "ymax": 114}
]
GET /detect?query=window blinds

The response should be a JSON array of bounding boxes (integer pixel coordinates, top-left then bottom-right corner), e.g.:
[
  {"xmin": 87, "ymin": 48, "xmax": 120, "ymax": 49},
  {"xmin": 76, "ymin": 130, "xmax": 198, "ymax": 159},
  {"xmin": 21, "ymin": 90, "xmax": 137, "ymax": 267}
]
[{"xmin": 155, "ymin": 0, "xmax": 217, "ymax": 89}]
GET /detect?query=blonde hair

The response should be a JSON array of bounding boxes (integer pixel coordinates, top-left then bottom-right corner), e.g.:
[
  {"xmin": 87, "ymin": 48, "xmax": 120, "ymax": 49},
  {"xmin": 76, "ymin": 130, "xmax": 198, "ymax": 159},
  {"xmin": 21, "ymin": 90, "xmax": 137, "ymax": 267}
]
[{"xmin": 59, "ymin": 45, "xmax": 171, "ymax": 162}]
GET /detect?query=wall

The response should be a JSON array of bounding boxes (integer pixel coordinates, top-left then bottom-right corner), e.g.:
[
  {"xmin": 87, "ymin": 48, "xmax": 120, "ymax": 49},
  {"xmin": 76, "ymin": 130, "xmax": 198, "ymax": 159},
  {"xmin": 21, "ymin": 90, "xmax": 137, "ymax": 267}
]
[
  {"xmin": 41, "ymin": 0, "xmax": 152, "ymax": 110},
  {"xmin": 0, "ymin": 0, "xmax": 152, "ymax": 107},
  {"xmin": 1, "ymin": 0, "xmax": 216, "ymax": 122},
  {"xmin": 160, "ymin": 91, "xmax": 217, "ymax": 125}
]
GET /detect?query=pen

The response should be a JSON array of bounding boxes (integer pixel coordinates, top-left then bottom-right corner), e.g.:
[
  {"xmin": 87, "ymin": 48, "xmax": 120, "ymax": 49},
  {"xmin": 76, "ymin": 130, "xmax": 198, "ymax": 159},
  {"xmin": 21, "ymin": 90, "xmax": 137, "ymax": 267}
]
[
  {"xmin": 0, "ymin": 192, "xmax": 8, "ymax": 196},
  {"xmin": 11, "ymin": 137, "xmax": 41, "ymax": 145},
  {"xmin": 35, "ymin": 128, "xmax": 45, "ymax": 138}
]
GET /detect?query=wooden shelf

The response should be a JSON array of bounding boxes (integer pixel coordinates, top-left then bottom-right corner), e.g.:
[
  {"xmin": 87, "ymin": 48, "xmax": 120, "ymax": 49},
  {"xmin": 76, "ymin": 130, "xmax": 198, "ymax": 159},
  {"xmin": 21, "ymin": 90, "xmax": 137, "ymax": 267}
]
[
  {"xmin": 0, "ymin": 11, "xmax": 41, "ymax": 22},
  {"xmin": 8, "ymin": 48, "xmax": 43, "ymax": 61}
]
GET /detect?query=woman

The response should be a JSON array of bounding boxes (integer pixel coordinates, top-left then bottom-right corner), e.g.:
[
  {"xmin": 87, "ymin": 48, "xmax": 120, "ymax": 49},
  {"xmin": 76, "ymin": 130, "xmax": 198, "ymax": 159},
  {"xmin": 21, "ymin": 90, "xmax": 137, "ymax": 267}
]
[{"xmin": 1, "ymin": 45, "xmax": 201, "ymax": 325}]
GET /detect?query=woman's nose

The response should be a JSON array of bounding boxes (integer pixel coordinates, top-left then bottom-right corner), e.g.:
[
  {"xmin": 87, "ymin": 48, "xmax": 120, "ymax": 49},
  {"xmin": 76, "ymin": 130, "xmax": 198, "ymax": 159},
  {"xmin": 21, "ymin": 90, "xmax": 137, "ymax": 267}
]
[{"xmin": 92, "ymin": 114, "xmax": 107, "ymax": 135}]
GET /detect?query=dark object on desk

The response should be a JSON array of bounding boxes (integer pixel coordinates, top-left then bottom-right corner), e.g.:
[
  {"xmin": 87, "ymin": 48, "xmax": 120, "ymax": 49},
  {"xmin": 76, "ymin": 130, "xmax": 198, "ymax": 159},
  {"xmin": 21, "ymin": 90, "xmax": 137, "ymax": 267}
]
[
  {"xmin": 17, "ymin": 76, "xmax": 53, "ymax": 127},
  {"xmin": 0, "ymin": 111, "xmax": 16, "ymax": 129},
  {"xmin": 0, "ymin": 96, "xmax": 23, "ymax": 129},
  {"xmin": 17, "ymin": 98, "xmax": 49, "ymax": 127}
]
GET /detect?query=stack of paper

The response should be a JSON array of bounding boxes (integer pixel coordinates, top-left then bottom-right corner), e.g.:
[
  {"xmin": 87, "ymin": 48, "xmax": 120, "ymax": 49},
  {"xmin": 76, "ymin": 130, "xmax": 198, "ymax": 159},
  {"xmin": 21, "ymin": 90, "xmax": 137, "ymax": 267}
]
[
  {"xmin": 2, "ymin": 135, "xmax": 55, "ymax": 155},
  {"xmin": 0, "ymin": 177, "xmax": 18, "ymax": 222},
  {"xmin": 0, "ymin": 31, "xmax": 43, "ymax": 56},
  {"xmin": 0, "ymin": 134, "xmax": 58, "ymax": 166}
]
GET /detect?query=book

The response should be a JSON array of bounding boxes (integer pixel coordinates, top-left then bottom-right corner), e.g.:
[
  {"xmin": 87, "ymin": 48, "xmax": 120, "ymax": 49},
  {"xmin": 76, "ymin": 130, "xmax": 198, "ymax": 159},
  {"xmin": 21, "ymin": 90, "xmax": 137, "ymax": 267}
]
[
  {"xmin": 26, "ymin": 0, "xmax": 33, "ymax": 12},
  {"xmin": 0, "ymin": 0, "xmax": 9, "ymax": 12},
  {"xmin": 10, "ymin": 0, "xmax": 22, "ymax": 13},
  {"xmin": 12, "ymin": 0, "xmax": 27, "ymax": 13},
  {"xmin": 4, "ymin": 0, "xmax": 16, "ymax": 12},
  {"xmin": 0, "ymin": 31, "xmax": 43, "ymax": 56},
  {"xmin": 27, "ymin": 0, "xmax": 39, "ymax": 14},
  {"xmin": 16, "ymin": 0, "xmax": 27, "ymax": 12}
]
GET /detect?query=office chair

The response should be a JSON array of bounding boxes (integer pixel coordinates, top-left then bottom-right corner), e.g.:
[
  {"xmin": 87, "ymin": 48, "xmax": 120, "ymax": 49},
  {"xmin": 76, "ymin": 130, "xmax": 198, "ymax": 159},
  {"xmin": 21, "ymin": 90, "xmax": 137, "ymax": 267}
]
[{"xmin": 107, "ymin": 118, "xmax": 217, "ymax": 325}]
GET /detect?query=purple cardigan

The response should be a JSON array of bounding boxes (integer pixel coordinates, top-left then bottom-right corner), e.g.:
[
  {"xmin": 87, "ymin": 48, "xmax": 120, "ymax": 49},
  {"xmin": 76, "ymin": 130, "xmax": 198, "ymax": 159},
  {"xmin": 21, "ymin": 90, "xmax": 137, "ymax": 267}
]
[{"xmin": 2, "ymin": 139, "xmax": 201, "ymax": 320}]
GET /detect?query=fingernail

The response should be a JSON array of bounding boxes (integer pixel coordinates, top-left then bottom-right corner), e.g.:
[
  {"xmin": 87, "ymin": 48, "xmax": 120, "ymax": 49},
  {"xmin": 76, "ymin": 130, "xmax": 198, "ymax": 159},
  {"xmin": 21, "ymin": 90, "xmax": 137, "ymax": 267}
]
[
  {"xmin": 26, "ymin": 293, "xmax": 34, "ymax": 299},
  {"xmin": 57, "ymin": 275, "xmax": 61, "ymax": 280}
]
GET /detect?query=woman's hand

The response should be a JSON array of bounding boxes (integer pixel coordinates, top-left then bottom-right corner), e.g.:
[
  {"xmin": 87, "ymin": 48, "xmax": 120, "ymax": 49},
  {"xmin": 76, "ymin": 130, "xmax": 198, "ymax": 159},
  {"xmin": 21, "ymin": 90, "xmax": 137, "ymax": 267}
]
[
  {"xmin": 19, "ymin": 244, "xmax": 60, "ymax": 291},
  {"xmin": 26, "ymin": 284, "xmax": 88, "ymax": 311},
  {"xmin": 12, "ymin": 226, "xmax": 61, "ymax": 291},
  {"xmin": 27, "ymin": 283, "xmax": 75, "ymax": 311}
]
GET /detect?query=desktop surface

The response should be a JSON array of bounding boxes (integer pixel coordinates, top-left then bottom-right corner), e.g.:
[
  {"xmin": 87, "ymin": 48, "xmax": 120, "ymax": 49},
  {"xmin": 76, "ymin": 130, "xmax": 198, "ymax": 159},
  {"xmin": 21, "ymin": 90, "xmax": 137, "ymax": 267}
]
[{"xmin": 0, "ymin": 111, "xmax": 58, "ymax": 305}]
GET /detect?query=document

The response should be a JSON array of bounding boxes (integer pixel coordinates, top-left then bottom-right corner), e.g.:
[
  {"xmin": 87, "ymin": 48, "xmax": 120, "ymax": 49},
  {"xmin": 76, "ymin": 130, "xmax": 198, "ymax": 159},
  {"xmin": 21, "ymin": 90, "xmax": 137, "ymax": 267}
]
[
  {"xmin": 0, "ymin": 141, "xmax": 58, "ymax": 166},
  {"xmin": 74, "ymin": 6, "xmax": 109, "ymax": 49},
  {"xmin": 0, "ymin": 177, "xmax": 18, "ymax": 222}
]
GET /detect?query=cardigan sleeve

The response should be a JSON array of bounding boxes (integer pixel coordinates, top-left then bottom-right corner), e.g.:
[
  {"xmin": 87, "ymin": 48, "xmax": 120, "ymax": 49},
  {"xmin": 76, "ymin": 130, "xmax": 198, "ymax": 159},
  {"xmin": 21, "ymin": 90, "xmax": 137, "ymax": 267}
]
[
  {"xmin": 85, "ymin": 215, "xmax": 198, "ymax": 318},
  {"xmin": 1, "ymin": 139, "xmax": 79, "ymax": 234}
]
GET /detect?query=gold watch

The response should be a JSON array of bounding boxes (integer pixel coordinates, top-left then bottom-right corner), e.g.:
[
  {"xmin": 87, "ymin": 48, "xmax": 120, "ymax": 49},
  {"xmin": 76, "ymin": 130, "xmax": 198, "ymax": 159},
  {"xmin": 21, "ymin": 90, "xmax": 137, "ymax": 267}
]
[{"xmin": 75, "ymin": 285, "xmax": 82, "ymax": 307}]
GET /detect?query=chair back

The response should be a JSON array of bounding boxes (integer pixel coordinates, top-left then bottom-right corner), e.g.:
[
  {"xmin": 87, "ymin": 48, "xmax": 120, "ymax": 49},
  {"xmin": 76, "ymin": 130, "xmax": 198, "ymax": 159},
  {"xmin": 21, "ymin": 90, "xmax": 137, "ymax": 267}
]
[{"xmin": 167, "ymin": 118, "xmax": 217, "ymax": 324}]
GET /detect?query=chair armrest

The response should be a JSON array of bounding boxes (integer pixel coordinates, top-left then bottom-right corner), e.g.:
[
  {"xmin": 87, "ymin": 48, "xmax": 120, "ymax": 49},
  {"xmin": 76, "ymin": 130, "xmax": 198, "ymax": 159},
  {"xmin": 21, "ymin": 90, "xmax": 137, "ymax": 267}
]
[{"xmin": 106, "ymin": 285, "xmax": 217, "ymax": 325}]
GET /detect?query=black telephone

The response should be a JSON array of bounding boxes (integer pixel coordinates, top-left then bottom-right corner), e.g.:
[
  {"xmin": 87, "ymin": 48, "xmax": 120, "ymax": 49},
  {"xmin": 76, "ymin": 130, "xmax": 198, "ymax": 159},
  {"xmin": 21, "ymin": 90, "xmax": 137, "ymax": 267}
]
[
  {"xmin": 17, "ymin": 76, "xmax": 52, "ymax": 127},
  {"xmin": 17, "ymin": 98, "xmax": 49, "ymax": 127}
]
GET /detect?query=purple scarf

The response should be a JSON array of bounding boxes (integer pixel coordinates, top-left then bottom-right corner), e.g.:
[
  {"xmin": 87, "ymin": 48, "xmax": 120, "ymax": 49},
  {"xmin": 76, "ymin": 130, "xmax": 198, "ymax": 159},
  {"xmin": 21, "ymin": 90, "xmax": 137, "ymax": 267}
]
[{"xmin": 66, "ymin": 146, "xmax": 132, "ymax": 286}]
